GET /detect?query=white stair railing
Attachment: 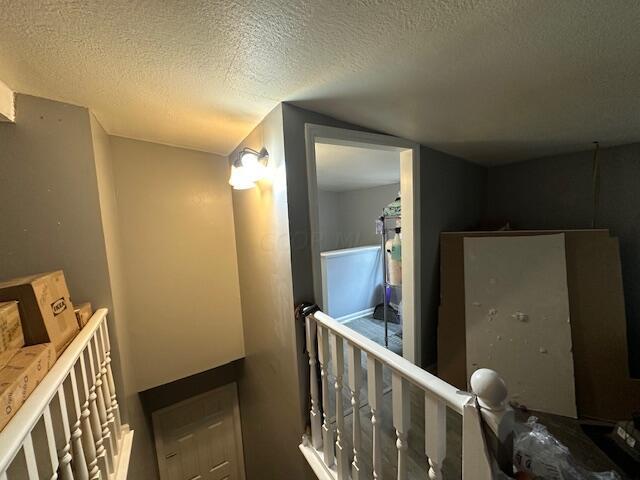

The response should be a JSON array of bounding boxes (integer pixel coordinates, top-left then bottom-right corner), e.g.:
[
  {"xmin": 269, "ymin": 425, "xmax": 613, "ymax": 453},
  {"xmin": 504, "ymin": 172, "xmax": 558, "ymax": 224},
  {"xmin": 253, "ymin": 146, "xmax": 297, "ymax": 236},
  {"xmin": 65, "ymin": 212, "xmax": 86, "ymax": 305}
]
[
  {"xmin": 299, "ymin": 309, "xmax": 512, "ymax": 480},
  {"xmin": 0, "ymin": 308, "xmax": 134, "ymax": 480}
]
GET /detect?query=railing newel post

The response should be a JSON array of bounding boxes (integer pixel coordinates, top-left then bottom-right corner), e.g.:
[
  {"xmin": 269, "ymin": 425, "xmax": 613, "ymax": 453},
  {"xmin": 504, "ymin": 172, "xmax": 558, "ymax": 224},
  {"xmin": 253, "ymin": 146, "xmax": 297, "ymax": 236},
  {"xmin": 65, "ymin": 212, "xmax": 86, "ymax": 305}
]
[{"xmin": 468, "ymin": 368, "xmax": 515, "ymax": 479}]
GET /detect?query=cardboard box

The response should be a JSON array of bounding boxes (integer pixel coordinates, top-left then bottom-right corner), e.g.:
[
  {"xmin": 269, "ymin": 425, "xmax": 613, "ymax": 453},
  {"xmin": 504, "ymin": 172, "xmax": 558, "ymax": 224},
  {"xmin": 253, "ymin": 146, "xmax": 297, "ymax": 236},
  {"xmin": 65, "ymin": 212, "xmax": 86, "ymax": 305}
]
[
  {"xmin": 0, "ymin": 343, "xmax": 55, "ymax": 431},
  {"xmin": 0, "ymin": 271, "xmax": 79, "ymax": 357},
  {"xmin": 74, "ymin": 302, "xmax": 93, "ymax": 328},
  {"xmin": 0, "ymin": 302, "xmax": 25, "ymax": 370}
]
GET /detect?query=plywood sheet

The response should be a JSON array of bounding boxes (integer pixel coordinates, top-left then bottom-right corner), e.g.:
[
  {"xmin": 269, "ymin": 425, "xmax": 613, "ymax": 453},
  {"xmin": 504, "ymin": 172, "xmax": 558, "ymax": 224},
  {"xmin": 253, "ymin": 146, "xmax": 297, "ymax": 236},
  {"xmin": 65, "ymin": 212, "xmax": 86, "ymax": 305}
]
[
  {"xmin": 464, "ymin": 234, "xmax": 577, "ymax": 418},
  {"xmin": 439, "ymin": 229, "xmax": 640, "ymax": 419},
  {"xmin": 565, "ymin": 237, "xmax": 640, "ymax": 419}
]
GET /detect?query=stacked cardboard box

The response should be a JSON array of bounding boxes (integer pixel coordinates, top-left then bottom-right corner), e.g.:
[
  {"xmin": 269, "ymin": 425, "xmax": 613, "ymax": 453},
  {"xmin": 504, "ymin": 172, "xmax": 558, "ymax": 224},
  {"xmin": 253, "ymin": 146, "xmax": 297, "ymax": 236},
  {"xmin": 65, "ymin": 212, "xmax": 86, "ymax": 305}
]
[
  {"xmin": 0, "ymin": 271, "xmax": 79, "ymax": 357},
  {"xmin": 74, "ymin": 302, "xmax": 93, "ymax": 329},
  {"xmin": 0, "ymin": 271, "xmax": 81, "ymax": 432},
  {"xmin": 0, "ymin": 301, "xmax": 24, "ymax": 369},
  {"xmin": 0, "ymin": 343, "xmax": 55, "ymax": 430}
]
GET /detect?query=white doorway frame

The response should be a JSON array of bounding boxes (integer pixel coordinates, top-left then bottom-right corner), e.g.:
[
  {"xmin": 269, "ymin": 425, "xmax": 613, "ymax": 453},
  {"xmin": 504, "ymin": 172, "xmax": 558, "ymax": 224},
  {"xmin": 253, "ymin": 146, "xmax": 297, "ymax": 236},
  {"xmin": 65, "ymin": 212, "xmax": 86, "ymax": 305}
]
[{"xmin": 304, "ymin": 124, "xmax": 422, "ymax": 365}]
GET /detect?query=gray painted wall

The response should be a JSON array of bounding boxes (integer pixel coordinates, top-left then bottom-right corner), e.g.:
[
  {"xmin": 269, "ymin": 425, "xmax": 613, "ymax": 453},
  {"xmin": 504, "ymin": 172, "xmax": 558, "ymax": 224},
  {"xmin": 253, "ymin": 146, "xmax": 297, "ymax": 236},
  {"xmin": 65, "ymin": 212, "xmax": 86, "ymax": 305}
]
[
  {"xmin": 420, "ymin": 146, "xmax": 487, "ymax": 366},
  {"xmin": 0, "ymin": 94, "xmax": 114, "ymax": 311},
  {"xmin": 231, "ymin": 104, "xmax": 313, "ymax": 480},
  {"xmin": 318, "ymin": 183, "xmax": 400, "ymax": 252},
  {"xmin": 486, "ymin": 143, "xmax": 640, "ymax": 376},
  {"xmin": 89, "ymin": 115, "xmax": 159, "ymax": 480},
  {"xmin": 109, "ymin": 136, "xmax": 244, "ymax": 392},
  {"xmin": 282, "ymin": 103, "xmax": 380, "ymax": 305},
  {"xmin": 0, "ymin": 94, "xmax": 158, "ymax": 479},
  {"xmin": 317, "ymin": 189, "xmax": 342, "ymax": 251}
]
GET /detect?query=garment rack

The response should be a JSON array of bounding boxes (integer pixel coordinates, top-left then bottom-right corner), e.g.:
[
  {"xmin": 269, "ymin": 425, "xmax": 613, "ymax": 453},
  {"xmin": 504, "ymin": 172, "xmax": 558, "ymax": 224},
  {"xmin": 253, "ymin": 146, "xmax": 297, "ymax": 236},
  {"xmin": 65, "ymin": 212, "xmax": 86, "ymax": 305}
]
[{"xmin": 379, "ymin": 213, "xmax": 401, "ymax": 348}]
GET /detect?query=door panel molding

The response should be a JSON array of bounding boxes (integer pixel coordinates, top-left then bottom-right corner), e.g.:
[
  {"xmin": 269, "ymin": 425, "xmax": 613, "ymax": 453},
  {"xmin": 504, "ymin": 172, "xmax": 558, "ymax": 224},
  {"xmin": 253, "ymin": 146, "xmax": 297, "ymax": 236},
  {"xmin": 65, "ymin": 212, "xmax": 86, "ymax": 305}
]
[{"xmin": 152, "ymin": 382, "xmax": 246, "ymax": 480}]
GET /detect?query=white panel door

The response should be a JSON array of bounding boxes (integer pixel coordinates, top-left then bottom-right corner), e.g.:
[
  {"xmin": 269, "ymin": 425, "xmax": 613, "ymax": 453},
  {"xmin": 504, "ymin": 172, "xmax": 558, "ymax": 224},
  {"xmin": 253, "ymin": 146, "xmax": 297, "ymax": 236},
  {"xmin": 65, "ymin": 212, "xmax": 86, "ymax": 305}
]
[
  {"xmin": 153, "ymin": 383, "xmax": 246, "ymax": 480},
  {"xmin": 464, "ymin": 234, "xmax": 577, "ymax": 418}
]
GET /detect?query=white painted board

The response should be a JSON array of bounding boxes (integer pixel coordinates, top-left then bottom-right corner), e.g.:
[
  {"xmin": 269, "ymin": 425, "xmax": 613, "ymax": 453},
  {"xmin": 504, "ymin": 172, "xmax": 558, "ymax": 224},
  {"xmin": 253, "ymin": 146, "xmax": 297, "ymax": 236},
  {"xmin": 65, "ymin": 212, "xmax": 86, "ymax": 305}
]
[{"xmin": 464, "ymin": 234, "xmax": 577, "ymax": 418}]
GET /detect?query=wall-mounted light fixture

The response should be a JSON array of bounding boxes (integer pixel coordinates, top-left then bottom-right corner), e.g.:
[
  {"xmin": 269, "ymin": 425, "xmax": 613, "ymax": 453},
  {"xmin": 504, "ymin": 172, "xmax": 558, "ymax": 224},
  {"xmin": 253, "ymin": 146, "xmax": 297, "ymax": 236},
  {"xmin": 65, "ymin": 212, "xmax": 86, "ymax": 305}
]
[{"xmin": 228, "ymin": 147, "xmax": 269, "ymax": 190}]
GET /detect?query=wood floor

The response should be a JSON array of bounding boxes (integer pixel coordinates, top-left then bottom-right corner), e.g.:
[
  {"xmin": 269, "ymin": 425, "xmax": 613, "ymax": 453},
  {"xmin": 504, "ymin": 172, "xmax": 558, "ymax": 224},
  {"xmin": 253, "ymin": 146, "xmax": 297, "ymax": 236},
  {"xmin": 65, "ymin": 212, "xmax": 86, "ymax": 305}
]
[
  {"xmin": 337, "ymin": 384, "xmax": 462, "ymax": 479},
  {"xmin": 330, "ymin": 383, "xmax": 625, "ymax": 479}
]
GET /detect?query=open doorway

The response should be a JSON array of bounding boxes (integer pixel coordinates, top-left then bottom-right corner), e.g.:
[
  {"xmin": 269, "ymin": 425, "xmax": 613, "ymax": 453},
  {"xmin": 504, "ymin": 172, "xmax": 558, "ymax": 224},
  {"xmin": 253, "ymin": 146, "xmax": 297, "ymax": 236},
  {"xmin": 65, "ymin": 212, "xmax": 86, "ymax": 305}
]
[{"xmin": 305, "ymin": 125, "xmax": 421, "ymax": 364}]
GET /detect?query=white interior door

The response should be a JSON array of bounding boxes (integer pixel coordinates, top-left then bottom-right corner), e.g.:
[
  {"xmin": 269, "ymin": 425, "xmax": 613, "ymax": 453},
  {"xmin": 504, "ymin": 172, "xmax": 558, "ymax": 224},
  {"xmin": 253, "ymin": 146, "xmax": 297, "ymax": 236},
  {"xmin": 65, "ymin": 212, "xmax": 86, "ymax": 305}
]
[{"xmin": 153, "ymin": 383, "xmax": 246, "ymax": 480}]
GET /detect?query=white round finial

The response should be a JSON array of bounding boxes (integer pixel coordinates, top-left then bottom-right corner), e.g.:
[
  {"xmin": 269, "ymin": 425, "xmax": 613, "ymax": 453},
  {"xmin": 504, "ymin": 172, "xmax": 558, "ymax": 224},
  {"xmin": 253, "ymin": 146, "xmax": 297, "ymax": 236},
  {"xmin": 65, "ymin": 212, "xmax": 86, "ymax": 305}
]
[{"xmin": 470, "ymin": 368, "xmax": 508, "ymax": 410}]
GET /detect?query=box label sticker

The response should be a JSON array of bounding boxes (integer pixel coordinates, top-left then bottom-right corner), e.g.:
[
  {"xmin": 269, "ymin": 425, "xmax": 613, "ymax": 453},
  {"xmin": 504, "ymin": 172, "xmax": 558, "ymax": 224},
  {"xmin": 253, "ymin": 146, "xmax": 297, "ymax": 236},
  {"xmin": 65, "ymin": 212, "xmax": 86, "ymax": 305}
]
[{"xmin": 51, "ymin": 298, "xmax": 67, "ymax": 316}]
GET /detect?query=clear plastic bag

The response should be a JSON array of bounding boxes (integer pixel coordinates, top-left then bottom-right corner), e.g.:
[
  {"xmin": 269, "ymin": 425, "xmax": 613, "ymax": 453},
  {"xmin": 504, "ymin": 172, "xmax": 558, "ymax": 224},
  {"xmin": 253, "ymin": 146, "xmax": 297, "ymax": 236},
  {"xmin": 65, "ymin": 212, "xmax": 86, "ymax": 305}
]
[{"xmin": 513, "ymin": 417, "xmax": 621, "ymax": 480}]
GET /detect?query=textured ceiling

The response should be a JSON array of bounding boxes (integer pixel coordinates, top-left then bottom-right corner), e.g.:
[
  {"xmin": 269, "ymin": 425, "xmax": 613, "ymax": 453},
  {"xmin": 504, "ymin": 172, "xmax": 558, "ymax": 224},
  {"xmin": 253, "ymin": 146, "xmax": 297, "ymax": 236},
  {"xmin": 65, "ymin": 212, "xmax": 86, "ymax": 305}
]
[
  {"xmin": 316, "ymin": 143, "xmax": 400, "ymax": 192},
  {"xmin": 1, "ymin": 1, "xmax": 639, "ymax": 164}
]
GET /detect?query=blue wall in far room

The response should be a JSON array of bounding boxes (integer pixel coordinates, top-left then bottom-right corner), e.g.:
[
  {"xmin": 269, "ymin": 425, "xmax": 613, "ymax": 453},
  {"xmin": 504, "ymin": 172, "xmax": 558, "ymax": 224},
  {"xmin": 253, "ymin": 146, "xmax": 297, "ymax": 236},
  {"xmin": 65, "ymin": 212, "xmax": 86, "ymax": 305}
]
[{"xmin": 321, "ymin": 245, "xmax": 383, "ymax": 319}]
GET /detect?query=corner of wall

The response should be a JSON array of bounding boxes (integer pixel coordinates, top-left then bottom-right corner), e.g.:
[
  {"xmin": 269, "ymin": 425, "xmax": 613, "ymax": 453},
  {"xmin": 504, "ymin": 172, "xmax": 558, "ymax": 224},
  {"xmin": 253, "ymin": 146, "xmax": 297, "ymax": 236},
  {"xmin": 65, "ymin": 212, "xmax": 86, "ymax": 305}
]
[
  {"xmin": 0, "ymin": 79, "xmax": 15, "ymax": 122},
  {"xmin": 89, "ymin": 114, "xmax": 160, "ymax": 480}
]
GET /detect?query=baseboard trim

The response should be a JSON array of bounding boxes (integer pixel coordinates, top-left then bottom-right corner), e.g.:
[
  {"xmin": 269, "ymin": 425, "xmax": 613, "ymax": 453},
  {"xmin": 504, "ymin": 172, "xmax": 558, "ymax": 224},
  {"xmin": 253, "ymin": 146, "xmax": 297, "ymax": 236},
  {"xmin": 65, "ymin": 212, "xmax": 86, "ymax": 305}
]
[
  {"xmin": 300, "ymin": 438, "xmax": 337, "ymax": 480},
  {"xmin": 335, "ymin": 307, "xmax": 375, "ymax": 324}
]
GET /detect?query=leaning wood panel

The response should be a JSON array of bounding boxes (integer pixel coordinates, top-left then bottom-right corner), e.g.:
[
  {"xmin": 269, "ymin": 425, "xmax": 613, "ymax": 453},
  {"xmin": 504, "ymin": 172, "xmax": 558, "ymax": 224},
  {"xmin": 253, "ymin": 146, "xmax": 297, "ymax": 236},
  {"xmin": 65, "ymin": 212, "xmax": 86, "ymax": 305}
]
[
  {"xmin": 565, "ymin": 236, "xmax": 640, "ymax": 419},
  {"xmin": 438, "ymin": 229, "xmax": 640, "ymax": 420}
]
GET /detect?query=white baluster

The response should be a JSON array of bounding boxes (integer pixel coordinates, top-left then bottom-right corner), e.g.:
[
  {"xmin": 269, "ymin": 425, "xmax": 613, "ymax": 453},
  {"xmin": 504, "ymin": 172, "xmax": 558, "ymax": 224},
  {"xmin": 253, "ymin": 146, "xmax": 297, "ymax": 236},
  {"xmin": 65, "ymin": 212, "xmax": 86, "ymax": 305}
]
[
  {"xmin": 392, "ymin": 373, "xmax": 410, "ymax": 480},
  {"xmin": 317, "ymin": 326, "xmax": 335, "ymax": 467},
  {"xmin": 305, "ymin": 315, "xmax": 323, "ymax": 450},
  {"xmin": 89, "ymin": 337, "xmax": 114, "ymax": 474},
  {"xmin": 83, "ymin": 347, "xmax": 108, "ymax": 478},
  {"xmin": 101, "ymin": 321, "xmax": 122, "ymax": 437},
  {"xmin": 347, "ymin": 344, "xmax": 362, "ymax": 480},
  {"xmin": 68, "ymin": 365, "xmax": 89, "ymax": 480},
  {"xmin": 77, "ymin": 356, "xmax": 100, "ymax": 480},
  {"xmin": 367, "ymin": 356, "xmax": 383, "ymax": 480},
  {"xmin": 97, "ymin": 328, "xmax": 118, "ymax": 455},
  {"xmin": 331, "ymin": 334, "xmax": 348, "ymax": 480},
  {"xmin": 23, "ymin": 433, "xmax": 40, "ymax": 479},
  {"xmin": 55, "ymin": 385, "xmax": 75, "ymax": 480},
  {"xmin": 42, "ymin": 405, "xmax": 60, "ymax": 478},
  {"xmin": 425, "ymin": 393, "xmax": 446, "ymax": 480}
]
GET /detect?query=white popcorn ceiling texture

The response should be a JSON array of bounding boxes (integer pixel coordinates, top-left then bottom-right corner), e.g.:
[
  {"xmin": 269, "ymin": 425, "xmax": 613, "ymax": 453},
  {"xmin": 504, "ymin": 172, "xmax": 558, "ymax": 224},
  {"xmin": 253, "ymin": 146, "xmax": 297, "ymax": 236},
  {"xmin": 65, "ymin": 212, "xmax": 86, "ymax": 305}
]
[{"xmin": 1, "ymin": 1, "xmax": 639, "ymax": 164}]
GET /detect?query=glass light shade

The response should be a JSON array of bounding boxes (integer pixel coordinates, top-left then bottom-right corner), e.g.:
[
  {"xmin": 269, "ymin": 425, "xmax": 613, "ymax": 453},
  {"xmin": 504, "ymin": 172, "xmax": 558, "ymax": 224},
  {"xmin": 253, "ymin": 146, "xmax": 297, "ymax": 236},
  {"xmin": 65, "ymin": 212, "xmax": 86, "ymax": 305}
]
[
  {"xmin": 228, "ymin": 164, "xmax": 256, "ymax": 190},
  {"xmin": 239, "ymin": 151, "xmax": 267, "ymax": 181}
]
